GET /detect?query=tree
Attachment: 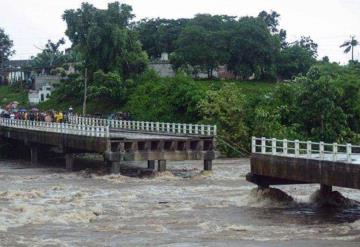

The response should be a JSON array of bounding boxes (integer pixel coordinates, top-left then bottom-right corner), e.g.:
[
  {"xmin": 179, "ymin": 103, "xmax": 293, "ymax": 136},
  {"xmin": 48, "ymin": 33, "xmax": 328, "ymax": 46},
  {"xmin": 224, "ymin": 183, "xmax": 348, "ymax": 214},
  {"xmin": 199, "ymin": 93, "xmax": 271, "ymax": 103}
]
[
  {"xmin": 228, "ymin": 17, "xmax": 276, "ymax": 80},
  {"xmin": 30, "ymin": 38, "xmax": 67, "ymax": 72},
  {"xmin": 0, "ymin": 28, "xmax": 15, "ymax": 67},
  {"xmin": 295, "ymin": 68, "xmax": 349, "ymax": 142},
  {"xmin": 63, "ymin": 2, "xmax": 148, "ymax": 79},
  {"xmin": 136, "ymin": 18, "xmax": 188, "ymax": 59},
  {"xmin": 173, "ymin": 14, "xmax": 233, "ymax": 78},
  {"xmin": 277, "ymin": 45, "xmax": 316, "ymax": 80},
  {"xmin": 340, "ymin": 36, "xmax": 358, "ymax": 62},
  {"xmin": 298, "ymin": 36, "xmax": 318, "ymax": 57},
  {"xmin": 258, "ymin": 10, "xmax": 280, "ymax": 33},
  {"xmin": 198, "ymin": 84, "xmax": 250, "ymax": 155},
  {"xmin": 174, "ymin": 25, "xmax": 229, "ymax": 78},
  {"xmin": 276, "ymin": 36, "xmax": 317, "ymax": 80},
  {"xmin": 126, "ymin": 72, "xmax": 205, "ymax": 122},
  {"xmin": 88, "ymin": 70, "xmax": 134, "ymax": 106}
]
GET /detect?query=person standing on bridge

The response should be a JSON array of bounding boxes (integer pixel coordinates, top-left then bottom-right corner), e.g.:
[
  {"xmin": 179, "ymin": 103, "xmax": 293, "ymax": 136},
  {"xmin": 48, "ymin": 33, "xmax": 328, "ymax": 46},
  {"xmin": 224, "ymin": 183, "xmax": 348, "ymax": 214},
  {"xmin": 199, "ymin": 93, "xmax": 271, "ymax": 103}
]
[
  {"xmin": 45, "ymin": 113, "xmax": 52, "ymax": 123},
  {"xmin": 58, "ymin": 111, "xmax": 64, "ymax": 123}
]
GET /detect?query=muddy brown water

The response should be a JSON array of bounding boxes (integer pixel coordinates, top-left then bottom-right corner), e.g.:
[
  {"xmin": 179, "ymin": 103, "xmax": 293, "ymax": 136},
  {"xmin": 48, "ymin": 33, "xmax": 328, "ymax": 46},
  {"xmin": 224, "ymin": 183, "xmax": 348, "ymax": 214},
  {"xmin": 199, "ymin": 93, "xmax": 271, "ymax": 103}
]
[{"xmin": 0, "ymin": 158, "xmax": 359, "ymax": 246}]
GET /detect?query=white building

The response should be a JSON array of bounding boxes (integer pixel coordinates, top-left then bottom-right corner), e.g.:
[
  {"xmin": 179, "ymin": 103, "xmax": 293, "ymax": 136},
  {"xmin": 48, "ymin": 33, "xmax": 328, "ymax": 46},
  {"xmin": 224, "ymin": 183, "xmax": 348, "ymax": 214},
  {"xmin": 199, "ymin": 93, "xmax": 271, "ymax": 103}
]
[
  {"xmin": 28, "ymin": 74, "xmax": 62, "ymax": 105},
  {"xmin": 28, "ymin": 85, "xmax": 53, "ymax": 105}
]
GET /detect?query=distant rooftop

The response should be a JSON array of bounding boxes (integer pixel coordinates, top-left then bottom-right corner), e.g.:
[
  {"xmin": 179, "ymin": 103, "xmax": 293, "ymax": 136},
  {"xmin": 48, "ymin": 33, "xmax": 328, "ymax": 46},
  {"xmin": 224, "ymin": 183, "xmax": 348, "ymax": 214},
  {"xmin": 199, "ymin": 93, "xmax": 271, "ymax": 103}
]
[{"xmin": 2, "ymin": 60, "xmax": 31, "ymax": 68}]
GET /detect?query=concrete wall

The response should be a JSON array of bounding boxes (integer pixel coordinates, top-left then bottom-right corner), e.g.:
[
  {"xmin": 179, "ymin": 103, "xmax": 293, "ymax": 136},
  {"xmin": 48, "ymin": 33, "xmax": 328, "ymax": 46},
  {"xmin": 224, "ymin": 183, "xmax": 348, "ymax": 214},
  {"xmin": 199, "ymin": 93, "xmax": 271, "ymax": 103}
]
[
  {"xmin": 33, "ymin": 75, "xmax": 61, "ymax": 90},
  {"xmin": 149, "ymin": 62, "xmax": 176, "ymax": 78}
]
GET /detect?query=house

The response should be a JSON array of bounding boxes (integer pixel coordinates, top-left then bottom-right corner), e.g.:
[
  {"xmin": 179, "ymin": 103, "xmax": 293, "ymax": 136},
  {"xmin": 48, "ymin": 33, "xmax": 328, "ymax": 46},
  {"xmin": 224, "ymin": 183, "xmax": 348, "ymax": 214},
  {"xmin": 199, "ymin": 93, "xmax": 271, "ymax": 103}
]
[
  {"xmin": 28, "ymin": 85, "xmax": 53, "ymax": 105},
  {"xmin": 0, "ymin": 60, "xmax": 31, "ymax": 85}
]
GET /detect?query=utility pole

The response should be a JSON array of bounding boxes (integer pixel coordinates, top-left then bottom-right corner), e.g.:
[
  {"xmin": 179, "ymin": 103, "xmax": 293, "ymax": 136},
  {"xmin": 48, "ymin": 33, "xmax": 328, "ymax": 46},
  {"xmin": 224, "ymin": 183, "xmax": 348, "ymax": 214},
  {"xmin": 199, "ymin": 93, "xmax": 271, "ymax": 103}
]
[{"xmin": 82, "ymin": 67, "xmax": 88, "ymax": 116}]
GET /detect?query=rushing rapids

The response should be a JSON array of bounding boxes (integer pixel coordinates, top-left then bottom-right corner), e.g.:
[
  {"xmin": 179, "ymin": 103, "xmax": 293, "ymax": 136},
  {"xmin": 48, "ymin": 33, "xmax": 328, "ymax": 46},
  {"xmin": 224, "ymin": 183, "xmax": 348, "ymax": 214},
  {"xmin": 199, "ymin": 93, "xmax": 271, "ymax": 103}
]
[{"xmin": 0, "ymin": 158, "xmax": 359, "ymax": 246}]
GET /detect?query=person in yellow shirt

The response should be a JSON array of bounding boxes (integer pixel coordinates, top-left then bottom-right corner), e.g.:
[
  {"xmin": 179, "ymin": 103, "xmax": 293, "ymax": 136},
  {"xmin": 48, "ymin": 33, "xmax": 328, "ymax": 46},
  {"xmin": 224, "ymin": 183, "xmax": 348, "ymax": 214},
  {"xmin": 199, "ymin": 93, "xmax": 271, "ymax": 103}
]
[
  {"xmin": 54, "ymin": 112, "xmax": 60, "ymax": 123},
  {"xmin": 58, "ymin": 111, "xmax": 64, "ymax": 123}
]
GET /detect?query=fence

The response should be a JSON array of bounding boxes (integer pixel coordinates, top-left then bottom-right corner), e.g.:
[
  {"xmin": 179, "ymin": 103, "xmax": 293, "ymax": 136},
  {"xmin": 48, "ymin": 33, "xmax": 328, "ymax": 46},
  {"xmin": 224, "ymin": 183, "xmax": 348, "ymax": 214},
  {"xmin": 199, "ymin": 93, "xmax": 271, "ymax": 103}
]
[
  {"xmin": 252, "ymin": 137, "xmax": 360, "ymax": 163},
  {"xmin": 0, "ymin": 118, "xmax": 109, "ymax": 137},
  {"xmin": 68, "ymin": 116, "xmax": 217, "ymax": 136}
]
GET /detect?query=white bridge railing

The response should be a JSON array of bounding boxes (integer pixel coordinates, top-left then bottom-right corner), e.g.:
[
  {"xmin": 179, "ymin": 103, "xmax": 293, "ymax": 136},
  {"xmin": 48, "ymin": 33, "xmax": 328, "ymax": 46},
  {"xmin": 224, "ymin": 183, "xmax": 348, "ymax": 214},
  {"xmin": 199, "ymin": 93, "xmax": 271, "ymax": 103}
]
[
  {"xmin": 68, "ymin": 116, "xmax": 217, "ymax": 136},
  {"xmin": 252, "ymin": 137, "xmax": 360, "ymax": 163},
  {"xmin": 0, "ymin": 118, "xmax": 110, "ymax": 137}
]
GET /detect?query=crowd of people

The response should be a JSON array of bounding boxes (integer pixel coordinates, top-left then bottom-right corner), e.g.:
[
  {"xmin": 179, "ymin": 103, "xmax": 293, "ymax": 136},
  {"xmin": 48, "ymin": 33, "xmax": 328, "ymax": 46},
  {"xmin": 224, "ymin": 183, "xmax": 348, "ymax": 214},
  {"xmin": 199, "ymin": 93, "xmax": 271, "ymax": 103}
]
[
  {"xmin": 0, "ymin": 101, "xmax": 75, "ymax": 123},
  {"xmin": 0, "ymin": 101, "xmax": 133, "ymax": 123}
]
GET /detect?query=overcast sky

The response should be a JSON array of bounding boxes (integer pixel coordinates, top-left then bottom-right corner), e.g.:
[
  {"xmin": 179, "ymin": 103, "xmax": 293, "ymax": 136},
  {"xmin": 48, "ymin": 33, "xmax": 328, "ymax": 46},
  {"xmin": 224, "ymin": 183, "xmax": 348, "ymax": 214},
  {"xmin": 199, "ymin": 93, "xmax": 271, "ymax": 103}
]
[{"xmin": 1, "ymin": 0, "xmax": 359, "ymax": 63}]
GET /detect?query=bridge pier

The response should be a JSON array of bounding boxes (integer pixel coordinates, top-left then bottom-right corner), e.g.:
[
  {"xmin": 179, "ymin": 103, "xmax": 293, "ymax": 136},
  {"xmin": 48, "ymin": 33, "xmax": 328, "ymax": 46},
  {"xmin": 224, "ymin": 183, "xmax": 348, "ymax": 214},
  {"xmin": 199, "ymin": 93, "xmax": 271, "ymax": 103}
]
[
  {"xmin": 65, "ymin": 153, "xmax": 75, "ymax": 171},
  {"xmin": 204, "ymin": 160, "xmax": 213, "ymax": 171},
  {"xmin": 148, "ymin": 160, "xmax": 155, "ymax": 170},
  {"xmin": 111, "ymin": 162, "xmax": 121, "ymax": 174},
  {"xmin": 320, "ymin": 184, "xmax": 332, "ymax": 193},
  {"xmin": 158, "ymin": 160, "xmax": 167, "ymax": 172},
  {"xmin": 30, "ymin": 146, "xmax": 38, "ymax": 166}
]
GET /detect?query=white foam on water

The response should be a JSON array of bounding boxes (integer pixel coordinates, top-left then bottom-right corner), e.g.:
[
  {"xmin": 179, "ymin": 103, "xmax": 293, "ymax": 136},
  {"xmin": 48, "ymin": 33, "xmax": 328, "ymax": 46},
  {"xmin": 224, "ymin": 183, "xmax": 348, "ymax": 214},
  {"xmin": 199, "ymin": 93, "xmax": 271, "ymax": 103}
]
[
  {"xmin": 196, "ymin": 220, "xmax": 360, "ymax": 242},
  {"xmin": 93, "ymin": 174, "xmax": 128, "ymax": 184},
  {"xmin": 0, "ymin": 186, "xmax": 107, "ymax": 232},
  {"xmin": 16, "ymin": 236, "xmax": 71, "ymax": 247},
  {"xmin": 198, "ymin": 221, "xmax": 223, "ymax": 233}
]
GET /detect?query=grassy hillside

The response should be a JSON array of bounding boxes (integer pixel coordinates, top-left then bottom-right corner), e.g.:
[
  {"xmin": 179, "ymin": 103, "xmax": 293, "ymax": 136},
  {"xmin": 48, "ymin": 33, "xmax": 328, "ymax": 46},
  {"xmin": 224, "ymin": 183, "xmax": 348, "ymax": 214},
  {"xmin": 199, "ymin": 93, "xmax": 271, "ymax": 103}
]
[
  {"xmin": 0, "ymin": 85, "xmax": 28, "ymax": 107},
  {"xmin": 1, "ymin": 80, "xmax": 276, "ymax": 113}
]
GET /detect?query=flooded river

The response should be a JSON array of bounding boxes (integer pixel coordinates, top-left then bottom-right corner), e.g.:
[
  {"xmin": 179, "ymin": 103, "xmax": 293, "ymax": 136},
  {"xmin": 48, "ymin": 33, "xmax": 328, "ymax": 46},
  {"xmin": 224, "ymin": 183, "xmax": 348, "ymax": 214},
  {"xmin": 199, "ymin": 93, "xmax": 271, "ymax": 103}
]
[{"xmin": 0, "ymin": 158, "xmax": 359, "ymax": 246}]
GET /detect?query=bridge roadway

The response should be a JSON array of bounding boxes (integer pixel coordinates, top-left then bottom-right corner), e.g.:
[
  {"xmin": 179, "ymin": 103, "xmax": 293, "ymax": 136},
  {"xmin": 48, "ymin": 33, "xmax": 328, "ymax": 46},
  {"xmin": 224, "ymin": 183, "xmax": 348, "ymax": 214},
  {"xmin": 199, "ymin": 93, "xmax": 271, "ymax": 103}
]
[
  {"xmin": 0, "ymin": 117, "xmax": 217, "ymax": 173},
  {"xmin": 247, "ymin": 137, "xmax": 360, "ymax": 193}
]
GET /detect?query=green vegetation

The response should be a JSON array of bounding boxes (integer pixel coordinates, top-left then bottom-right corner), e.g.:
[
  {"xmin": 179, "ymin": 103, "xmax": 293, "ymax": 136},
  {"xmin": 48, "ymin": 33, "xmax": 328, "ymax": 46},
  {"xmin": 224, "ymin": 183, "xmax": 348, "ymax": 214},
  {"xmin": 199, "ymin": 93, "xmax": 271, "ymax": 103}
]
[
  {"xmin": 30, "ymin": 39, "xmax": 68, "ymax": 72},
  {"xmin": 0, "ymin": 85, "xmax": 28, "ymax": 106},
  {"xmin": 63, "ymin": 2, "xmax": 148, "ymax": 80},
  {"xmin": 0, "ymin": 28, "xmax": 15, "ymax": 67},
  {"xmin": 37, "ymin": 76, "xmax": 275, "ymax": 115},
  {"xmin": 137, "ymin": 11, "xmax": 317, "ymax": 80}
]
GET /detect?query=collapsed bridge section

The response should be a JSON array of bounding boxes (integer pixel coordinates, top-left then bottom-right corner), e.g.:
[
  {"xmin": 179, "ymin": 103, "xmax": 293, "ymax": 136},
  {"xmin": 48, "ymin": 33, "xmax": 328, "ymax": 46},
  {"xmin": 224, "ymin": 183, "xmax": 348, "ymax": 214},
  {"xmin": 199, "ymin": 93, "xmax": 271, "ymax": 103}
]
[{"xmin": 0, "ymin": 117, "xmax": 218, "ymax": 173}]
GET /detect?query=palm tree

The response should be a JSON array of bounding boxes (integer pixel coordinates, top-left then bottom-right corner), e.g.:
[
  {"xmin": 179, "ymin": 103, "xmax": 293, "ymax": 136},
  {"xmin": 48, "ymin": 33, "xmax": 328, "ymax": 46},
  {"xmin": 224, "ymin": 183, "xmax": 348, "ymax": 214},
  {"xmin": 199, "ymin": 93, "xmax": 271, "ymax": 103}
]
[{"xmin": 340, "ymin": 36, "xmax": 358, "ymax": 61}]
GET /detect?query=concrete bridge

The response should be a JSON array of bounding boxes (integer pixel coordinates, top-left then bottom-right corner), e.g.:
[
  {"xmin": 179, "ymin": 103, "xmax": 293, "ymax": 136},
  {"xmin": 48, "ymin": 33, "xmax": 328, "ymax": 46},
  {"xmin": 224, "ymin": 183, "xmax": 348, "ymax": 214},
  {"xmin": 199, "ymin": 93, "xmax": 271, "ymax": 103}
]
[
  {"xmin": 0, "ymin": 117, "xmax": 217, "ymax": 173},
  {"xmin": 247, "ymin": 137, "xmax": 360, "ymax": 193}
]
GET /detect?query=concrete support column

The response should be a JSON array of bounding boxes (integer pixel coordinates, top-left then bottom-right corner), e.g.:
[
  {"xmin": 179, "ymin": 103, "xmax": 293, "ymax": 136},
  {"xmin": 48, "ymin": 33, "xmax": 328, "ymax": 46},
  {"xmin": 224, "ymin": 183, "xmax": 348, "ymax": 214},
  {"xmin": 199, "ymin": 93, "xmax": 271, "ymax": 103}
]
[
  {"xmin": 204, "ymin": 160, "xmax": 213, "ymax": 171},
  {"xmin": 111, "ymin": 162, "xmax": 121, "ymax": 174},
  {"xmin": 158, "ymin": 160, "xmax": 167, "ymax": 172},
  {"xmin": 258, "ymin": 184, "xmax": 270, "ymax": 190},
  {"xmin": 30, "ymin": 146, "xmax": 38, "ymax": 166},
  {"xmin": 320, "ymin": 184, "xmax": 332, "ymax": 193},
  {"xmin": 148, "ymin": 160, "xmax": 155, "ymax": 170},
  {"xmin": 65, "ymin": 153, "xmax": 75, "ymax": 171}
]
